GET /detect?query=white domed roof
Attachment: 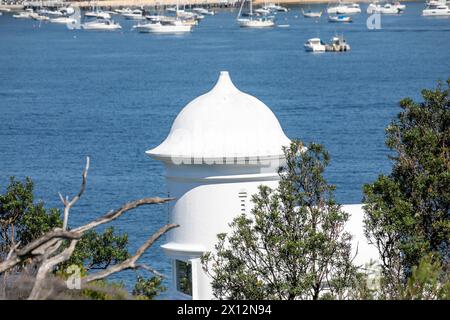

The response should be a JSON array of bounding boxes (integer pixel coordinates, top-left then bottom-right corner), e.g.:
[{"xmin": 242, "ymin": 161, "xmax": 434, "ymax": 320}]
[{"xmin": 146, "ymin": 71, "xmax": 290, "ymax": 163}]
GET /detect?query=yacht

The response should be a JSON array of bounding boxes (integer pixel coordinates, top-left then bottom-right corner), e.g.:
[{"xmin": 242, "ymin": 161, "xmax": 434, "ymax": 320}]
[
  {"xmin": 85, "ymin": 10, "xmax": 111, "ymax": 20},
  {"xmin": 263, "ymin": 3, "xmax": 289, "ymax": 12},
  {"xmin": 237, "ymin": 0, "xmax": 276, "ymax": 27},
  {"xmin": 328, "ymin": 15, "xmax": 352, "ymax": 22},
  {"xmin": 304, "ymin": 38, "xmax": 326, "ymax": 52},
  {"xmin": 13, "ymin": 9, "xmax": 36, "ymax": 19},
  {"xmin": 82, "ymin": 19, "xmax": 122, "ymax": 30},
  {"xmin": 192, "ymin": 7, "xmax": 215, "ymax": 15},
  {"xmin": 114, "ymin": 8, "xmax": 131, "ymax": 14},
  {"xmin": 367, "ymin": 2, "xmax": 404, "ymax": 14},
  {"xmin": 50, "ymin": 16, "xmax": 77, "ymax": 24},
  {"xmin": 33, "ymin": 14, "xmax": 50, "ymax": 21},
  {"xmin": 255, "ymin": 8, "xmax": 272, "ymax": 15},
  {"xmin": 134, "ymin": 20, "xmax": 192, "ymax": 33},
  {"xmin": 422, "ymin": 2, "xmax": 450, "ymax": 15},
  {"xmin": 327, "ymin": 2, "xmax": 361, "ymax": 14},
  {"xmin": 302, "ymin": 9, "xmax": 323, "ymax": 18},
  {"xmin": 122, "ymin": 9, "xmax": 145, "ymax": 20},
  {"xmin": 38, "ymin": 8, "xmax": 63, "ymax": 16}
]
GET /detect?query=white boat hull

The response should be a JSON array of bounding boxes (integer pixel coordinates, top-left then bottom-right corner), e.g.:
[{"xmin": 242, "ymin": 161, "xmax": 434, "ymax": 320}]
[
  {"xmin": 82, "ymin": 21, "xmax": 122, "ymax": 30},
  {"xmin": 422, "ymin": 8, "xmax": 450, "ymax": 15},
  {"xmin": 135, "ymin": 23, "xmax": 192, "ymax": 34},
  {"xmin": 327, "ymin": 6, "xmax": 361, "ymax": 14},
  {"xmin": 50, "ymin": 17, "xmax": 77, "ymax": 24},
  {"xmin": 302, "ymin": 10, "xmax": 322, "ymax": 18},
  {"xmin": 237, "ymin": 18, "xmax": 275, "ymax": 28},
  {"xmin": 367, "ymin": 4, "xmax": 403, "ymax": 14},
  {"xmin": 122, "ymin": 13, "xmax": 145, "ymax": 20}
]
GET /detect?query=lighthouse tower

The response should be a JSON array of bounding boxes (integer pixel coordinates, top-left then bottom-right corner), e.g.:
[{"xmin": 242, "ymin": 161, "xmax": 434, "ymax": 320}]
[{"xmin": 146, "ymin": 71, "xmax": 291, "ymax": 299}]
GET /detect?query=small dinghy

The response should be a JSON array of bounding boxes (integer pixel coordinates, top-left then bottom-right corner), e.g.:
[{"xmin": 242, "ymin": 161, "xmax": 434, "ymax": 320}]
[
  {"xmin": 328, "ymin": 15, "xmax": 352, "ymax": 22},
  {"xmin": 302, "ymin": 9, "xmax": 322, "ymax": 18}
]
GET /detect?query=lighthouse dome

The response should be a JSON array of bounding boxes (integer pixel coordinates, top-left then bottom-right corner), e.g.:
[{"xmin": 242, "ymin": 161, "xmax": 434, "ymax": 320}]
[{"xmin": 146, "ymin": 71, "xmax": 290, "ymax": 163}]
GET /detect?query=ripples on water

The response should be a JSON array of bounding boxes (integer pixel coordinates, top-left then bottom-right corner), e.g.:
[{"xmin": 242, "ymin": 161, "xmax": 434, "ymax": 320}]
[{"xmin": 0, "ymin": 2, "xmax": 449, "ymax": 292}]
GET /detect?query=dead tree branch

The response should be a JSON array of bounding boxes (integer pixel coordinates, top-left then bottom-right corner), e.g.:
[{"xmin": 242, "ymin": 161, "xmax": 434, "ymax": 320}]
[
  {"xmin": 0, "ymin": 157, "xmax": 176, "ymax": 299},
  {"xmin": 81, "ymin": 223, "xmax": 178, "ymax": 284}
]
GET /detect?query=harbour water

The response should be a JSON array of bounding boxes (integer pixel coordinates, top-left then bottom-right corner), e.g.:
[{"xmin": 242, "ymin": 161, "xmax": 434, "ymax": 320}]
[{"xmin": 0, "ymin": 2, "xmax": 449, "ymax": 293}]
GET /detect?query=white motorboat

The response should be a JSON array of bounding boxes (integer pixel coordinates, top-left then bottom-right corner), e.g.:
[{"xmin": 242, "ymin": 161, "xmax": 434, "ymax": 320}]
[
  {"xmin": 422, "ymin": 3, "xmax": 450, "ymax": 15},
  {"xmin": 134, "ymin": 20, "xmax": 192, "ymax": 33},
  {"xmin": 328, "ymin": 15, "xmax": 353, "ymax": 22},
  {"xmin": 114, "ymin": 8, "xmax": 132, "ymax": 14},
  {"xmin": 82, "ymin": 19, "xmax": 122, "ymax": 30},
  {"xmin": 263, "ymin": 3, "xmax": 289, "ymax": 12},
  {"xmin": 327, "ymin": 2, "xmax": 361, "ymax": 14},
  {"xmin": 367, "ymin": 3, "xmax": 404, "ymax": 14},
  {"xmin": 192, "ymin": 7, "xmax": 215, "ymax": 15},
  {"xmin": 325, "ymin": 35, "xmax": 351, "ymax": 52},
  {"xmin": 50, "ymin": 16, "xmax": 77, "ymax": 24},
  {"xmin": 122, "ymin": 9, "xmax": 145, "ymax": 20},
  {"xmin": 255, "ymin": 8, "xmax": 272, "ymax": 15},
  {"xmin": 0, "ymin": 7, "xmax": 11, "ymax": 12},
  {"xmin": 13, "ymin": 9, "xmax": 35, "ymax": 19},
  {"xmin": 304, "ymin": 38, "xmax": 326, "ymax": 52},
  {"xmin": 38, "ymin": 8, "xmax": 63, "ymax": 16},
  {"xmin": 392, "ymin": 2, "xmax": 406, "ymax": 10},
  {"xmin": 33, "ymin": 14, "xmax": 50, "ymax": 21},
  {"xmin": 237, "ymin": 0, "xmax": 276, "ymax": 27},
  {"xmin": 85, "ymin": 10, "xmax": 111, "ymax": 20},
  {"xmin": 302, "ymin": 9, "xmax": 322, "ymax": 18}
]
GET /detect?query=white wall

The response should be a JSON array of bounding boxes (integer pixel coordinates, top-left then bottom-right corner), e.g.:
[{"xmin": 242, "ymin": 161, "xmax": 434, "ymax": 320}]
[{"xmin": 161, "ymin": 163, "xmax": 380, "ymax": 300}]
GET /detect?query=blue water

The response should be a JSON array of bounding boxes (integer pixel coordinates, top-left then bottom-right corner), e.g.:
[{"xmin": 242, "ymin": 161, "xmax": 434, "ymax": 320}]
[{"xmin": 0, "ymin": 2, "xmax": 449, "ymax": 294}]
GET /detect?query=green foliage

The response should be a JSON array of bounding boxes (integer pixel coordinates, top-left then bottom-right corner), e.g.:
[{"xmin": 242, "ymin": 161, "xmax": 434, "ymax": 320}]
[
  {"xmin": 403, "ymin": 254, "xmax": 450, "ymax": 300},
  {"xmin": 81, "ymin": 280, "xmax": 129, "ymax": 300},
  {"xmin": 132, "ymin": 275, "xmax": 166, "ymax": 300},
  {"xmin": 202, "ymin": 141, "xmax": 359, "ymax": 300},
  {"xmin": 363, "ymin": 79, "xmax": 450, "ymax": 298},
  {"xmin": 66, "ymin": 227, "xmax": 129, "ymax": 271},
  {"xmin": 0, "ymin": 177, "xmax": 62, "ymax": 257}
]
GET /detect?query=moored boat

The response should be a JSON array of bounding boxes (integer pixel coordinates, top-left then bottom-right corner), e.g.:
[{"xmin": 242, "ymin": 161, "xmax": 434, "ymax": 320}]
[
  {"xmin": 82, "ymin": 19, "xmax": 122, "ymax": 30},
  {"xmin": 304, "ymin": 38, "xmax": 326, "ymax": 52},
  {"xmin": 328, "ymin": 15, "xmax": 352, "ymax": 22},
  {"xmin": 327, "ymin": 2, "xmax": 361, "ymax": 14},
  {"xmin": 302, "ymin": 9, "xmax": 322, "ymax": 18}
]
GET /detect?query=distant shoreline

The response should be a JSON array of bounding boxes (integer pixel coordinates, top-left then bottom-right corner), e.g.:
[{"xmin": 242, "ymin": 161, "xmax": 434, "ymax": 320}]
[{"xmin": 0, "ymin": 0, "xmax": 422, "ymax": 10}]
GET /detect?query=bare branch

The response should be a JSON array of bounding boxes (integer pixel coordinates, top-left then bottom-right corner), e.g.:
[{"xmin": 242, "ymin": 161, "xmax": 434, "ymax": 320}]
[
  {"xmin": 134, "ymin": 264, "xmax": 166, "ymax": 279},
  {"xmin": 81, "ymin": 223, "xmax": 178, "ymax": 284},
  {"xmin": 61, "ymin": 157, "xmax": 90, "ymax": 230},
  {"xmin": 0, "ymin": 230, "xmax": 82, "ymax": 273},
  {"xmin": 28, "ymin": 240, "xmax": 79, "ymax": 300},
  {"xmin": 6, "ymin": 241, "xmax": 21, "ymax": 260},
  {"xmin": 73, "ymin": 197, "xmax": 174, "ymax": 234}
]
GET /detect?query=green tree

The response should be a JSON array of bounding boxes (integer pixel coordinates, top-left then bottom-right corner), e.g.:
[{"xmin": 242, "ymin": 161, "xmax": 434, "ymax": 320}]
[
  {"xmin": 363, "ymin": 79, "xmax": 450, "ymax": 298},
  {"xmin": 132, "ymin": 275, "xmax": 166, "ymax": 300},
  {"xmin": 0, "ymin": 177, "xmax": 62, "ymax": 258},
  {"xmin": 202, "ymin": 141, "xmax": 359, "ymax": 300},
  {"xmin": 402, "ymin": 254, "xmax": 449, "ymax": 300}
]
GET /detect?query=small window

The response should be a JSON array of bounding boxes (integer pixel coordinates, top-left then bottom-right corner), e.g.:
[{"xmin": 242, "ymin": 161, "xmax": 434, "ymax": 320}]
[
  {"xmin": 176, "ymin": 260, "xmax": 192, "ymax": 296},
  {"xmin": 238, "ymin": 191, "xmax": 247, "ymax": 213}
]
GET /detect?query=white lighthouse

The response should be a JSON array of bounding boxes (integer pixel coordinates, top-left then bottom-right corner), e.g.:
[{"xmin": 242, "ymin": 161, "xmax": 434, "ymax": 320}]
[
  {"xmin": 146, "ymin": 71, "xmax": 380, "ymax": 300},
  {"xmin": 146, "ymin": 71, "xmax": 291, "ymax": 299}
]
